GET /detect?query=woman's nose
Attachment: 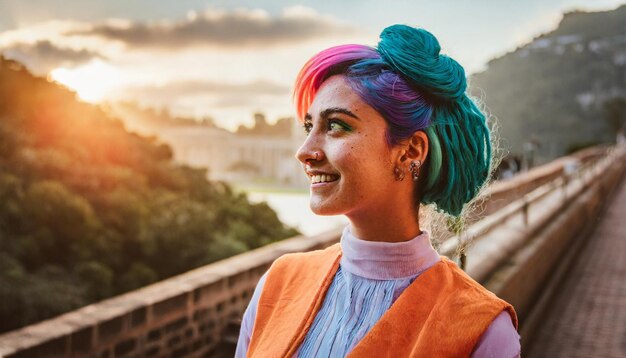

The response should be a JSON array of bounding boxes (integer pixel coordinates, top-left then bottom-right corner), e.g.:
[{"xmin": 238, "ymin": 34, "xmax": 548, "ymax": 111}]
[{"xmin": 295, "ymin": 136, "xmax": 324, "ymax": 165}]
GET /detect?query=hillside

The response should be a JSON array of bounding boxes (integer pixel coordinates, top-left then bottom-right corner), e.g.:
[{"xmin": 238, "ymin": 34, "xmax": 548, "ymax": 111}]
[
  {"xmin": 470, "ymin": 5, "xmax": 626, "ymax": 162},
  {"xmin": 0, "ymin": 57, "xmax": 299, "ymax": 333}
]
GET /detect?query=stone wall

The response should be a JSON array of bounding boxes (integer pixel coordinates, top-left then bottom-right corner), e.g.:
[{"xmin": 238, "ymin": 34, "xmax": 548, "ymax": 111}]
[
  {"xmin": 480, "ymin": 145, "xmax": 626, "ymax": 348},
  {"xmin": 0, "ymin": 230, "xmax": 341, "ymax": 357},
  {"xmin": 479, "ymin": 145, "xmax": 606, "ymax": 216}
]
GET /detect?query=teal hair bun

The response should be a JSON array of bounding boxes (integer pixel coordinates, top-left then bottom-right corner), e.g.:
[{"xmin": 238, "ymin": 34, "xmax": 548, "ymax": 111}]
[
  {"xmin": 377, "ymin": 25, "xmax": 467, "ymax": 101},
  {"xmin": 377, "ymin": 24, "xmax": 492, "ymax": 216}
]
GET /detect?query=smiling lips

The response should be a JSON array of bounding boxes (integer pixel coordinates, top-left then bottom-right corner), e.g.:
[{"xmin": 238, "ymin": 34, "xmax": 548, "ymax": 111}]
[{"xmin": 310, "ymin": 174, "xmax": 340, "ymax": 184}]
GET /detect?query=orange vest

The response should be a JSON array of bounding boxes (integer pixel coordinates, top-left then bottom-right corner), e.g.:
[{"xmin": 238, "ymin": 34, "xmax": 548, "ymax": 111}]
[{"xmin": 248, "ymin": 243, "xmax": 518, "ymax": 358}]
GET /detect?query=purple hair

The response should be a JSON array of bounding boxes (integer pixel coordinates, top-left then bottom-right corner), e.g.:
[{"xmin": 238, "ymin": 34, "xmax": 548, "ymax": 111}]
[{"xmin": 293, "ymin": 44, "xmax": 432, "ymax": 146}]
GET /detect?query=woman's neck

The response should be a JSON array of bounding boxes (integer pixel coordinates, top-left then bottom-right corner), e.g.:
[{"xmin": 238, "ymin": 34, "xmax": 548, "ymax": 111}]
[
  {"xmin": 347, "ymin": 209, "xmax": 421, "ymax": 243},
  {"xmin": 339, "ymin": 225, "xmax": 439, "ymax": 280}
]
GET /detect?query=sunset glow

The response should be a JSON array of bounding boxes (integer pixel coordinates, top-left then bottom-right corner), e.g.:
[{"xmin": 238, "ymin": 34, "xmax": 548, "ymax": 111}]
[
  {"xmin": 50, "ymin": 60, "xmax": 123, "ymax": 102},
  {"xmin": 2, "ymin": 0, "xmax": 623, "ymax": 128}
]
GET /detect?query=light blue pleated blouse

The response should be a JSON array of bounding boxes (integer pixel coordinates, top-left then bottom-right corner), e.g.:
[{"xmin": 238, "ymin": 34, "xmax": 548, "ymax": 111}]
[
  {"xmin": 235, "ymin": 225, "xmax": 520, "ymax": 357},
  {"xmin": 295, "ymin": 225, "xmax": 440, "ymax": 357}
]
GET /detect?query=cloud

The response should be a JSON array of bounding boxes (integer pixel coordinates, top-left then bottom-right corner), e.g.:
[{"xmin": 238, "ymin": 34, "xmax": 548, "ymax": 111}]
[
  {"xmin": 120, "ymin": 78, "xmax": 290, "ymax": 99},
  {"xmin": 108, "ymin": 78, "xmax": 294, "ymax": 127},
  {"xmin": 110, "ymin": 78, "xmax": 292, "ymax": 114},
  {"xmin": 68, "ymin": 6, "xmax": 361, "ymax": 49},
  {"xmin": 0, "ymin": 40, "xmax": 105, "ymax": 73}
]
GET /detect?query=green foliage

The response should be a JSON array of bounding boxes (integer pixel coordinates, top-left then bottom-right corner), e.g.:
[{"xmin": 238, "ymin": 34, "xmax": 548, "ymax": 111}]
[
  {"xmin": 0, "ymin": 254, "xmax": 87, "ymax": 332},
  {"xmin": 76, "ymin": 261, "xmax": 114, "ymax": 300},
  {"xmin": 119, "ymin": 262, "xmax": 158, "ymax": 293},
  {"xmin": 0, "ymin": 56, "xmax": 299, "ymax": 333}
]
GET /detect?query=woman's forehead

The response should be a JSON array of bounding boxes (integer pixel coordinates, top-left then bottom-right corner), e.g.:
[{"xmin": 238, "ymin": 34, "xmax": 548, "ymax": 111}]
[
  {"xmin": 309, "ymin": 76, "xmax": 367, "ymax": 117},
  {"xmin": 307, "ymin": 75, "xmax": 389, "ymax": 133}
]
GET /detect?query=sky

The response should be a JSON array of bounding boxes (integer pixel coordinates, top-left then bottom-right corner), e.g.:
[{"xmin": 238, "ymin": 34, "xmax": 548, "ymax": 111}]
[{"xmin": 0, "ymin": 0, "xmax": 624, "ymax": 131}]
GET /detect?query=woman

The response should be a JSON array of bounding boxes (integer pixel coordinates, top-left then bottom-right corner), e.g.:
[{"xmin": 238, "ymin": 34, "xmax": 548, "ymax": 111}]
[{"xmin": 236, "ymin": 25, "xmax": 520, "ymax": 357}]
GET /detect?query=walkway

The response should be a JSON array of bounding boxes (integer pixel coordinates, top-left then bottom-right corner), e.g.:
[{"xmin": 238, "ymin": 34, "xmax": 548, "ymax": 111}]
[{"xmin": 527, "ymin": 178, "xmax": 626, "ymax": 358}]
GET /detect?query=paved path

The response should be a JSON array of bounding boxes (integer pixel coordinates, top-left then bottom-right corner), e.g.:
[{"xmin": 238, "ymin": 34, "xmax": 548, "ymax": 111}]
[{"xmin": 527, "ymin": 178, "xmax": 626, "ymax": 358}]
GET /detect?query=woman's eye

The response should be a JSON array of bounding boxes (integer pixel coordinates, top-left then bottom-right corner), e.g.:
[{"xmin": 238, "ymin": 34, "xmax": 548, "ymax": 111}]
[
  {"xmin": 303, "ymin": 122, "xmax": 313, "ymax": 134},
  {"xmin": 328, "ymin": 119, "xmax": 350, "ymax": 132}
]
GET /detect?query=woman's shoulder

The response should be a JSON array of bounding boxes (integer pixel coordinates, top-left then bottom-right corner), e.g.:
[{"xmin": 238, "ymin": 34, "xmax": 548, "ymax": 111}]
[
  {"xmin": 438, "ymin": 257, "xmax": 507, "ymax": 297},
  {"xmin": 427, "ymin": 257, "xmax": 518, "ymax": 328},
  {"xmin": 263, "ymin": 243, "xmax": 342, "ymax": 288}
]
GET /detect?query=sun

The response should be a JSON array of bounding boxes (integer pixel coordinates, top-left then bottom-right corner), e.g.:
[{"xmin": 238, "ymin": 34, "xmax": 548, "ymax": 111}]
[{"xmin": 49, "ymin": 60, "xmax": 122, "ymax": 103}]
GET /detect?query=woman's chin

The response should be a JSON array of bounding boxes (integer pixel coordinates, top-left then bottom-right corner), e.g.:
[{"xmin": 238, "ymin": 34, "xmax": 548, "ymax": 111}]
[{"xmin": 309, "ymin": 200, "xmax": 341, "ymax": 216}]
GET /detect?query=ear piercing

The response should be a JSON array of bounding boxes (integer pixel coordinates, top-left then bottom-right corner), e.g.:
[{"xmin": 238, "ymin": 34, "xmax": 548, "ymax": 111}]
[
  {"xmin": 395, "ymin": 160, "xmax": 421, "ymax": 182},
  {"xmin": 394, "ymin": 167, "xmax": 406, "ymax": 181},
  {"xmin": 409, "ymin": 160, "xmax": 421, "ymax": 181}
]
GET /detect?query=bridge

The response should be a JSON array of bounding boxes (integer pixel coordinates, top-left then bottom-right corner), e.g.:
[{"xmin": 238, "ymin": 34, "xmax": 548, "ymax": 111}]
[{"xmin": 0, "ymin": 145, "xmax": 624, "ymax": 357}]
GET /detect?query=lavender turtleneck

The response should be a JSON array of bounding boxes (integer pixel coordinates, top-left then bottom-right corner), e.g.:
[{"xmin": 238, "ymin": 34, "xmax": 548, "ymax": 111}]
[{"xmin": 236, "ymin": 225, "xmax": 521, "ymax": 357}]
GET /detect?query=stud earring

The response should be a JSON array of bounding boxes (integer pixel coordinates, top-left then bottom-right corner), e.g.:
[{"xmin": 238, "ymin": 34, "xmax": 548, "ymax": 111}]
[
  {"xmin": 394, "ymin": 166, "xmax": 405, "ymax": 181},
  {"xmin": 409, "ymin": 160, "xmax": 421, "ymax": 181}
]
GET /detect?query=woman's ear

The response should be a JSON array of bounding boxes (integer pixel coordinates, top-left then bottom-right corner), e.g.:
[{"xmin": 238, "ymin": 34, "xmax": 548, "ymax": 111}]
[{"xmin": 397, "ymin": 131, "xmax": 429, "ymax": 165}]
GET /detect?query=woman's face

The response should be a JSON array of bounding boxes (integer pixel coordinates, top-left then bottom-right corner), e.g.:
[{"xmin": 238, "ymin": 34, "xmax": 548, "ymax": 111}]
[{"xmin": 296, "ymin": 75, "xmax": 403, "ymax": 217}]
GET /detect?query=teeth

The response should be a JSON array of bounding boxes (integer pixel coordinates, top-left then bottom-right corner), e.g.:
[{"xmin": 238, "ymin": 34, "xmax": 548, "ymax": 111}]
[{"xmin": 311, "ymin": 174, "xmax": 338, "ymax": 184}]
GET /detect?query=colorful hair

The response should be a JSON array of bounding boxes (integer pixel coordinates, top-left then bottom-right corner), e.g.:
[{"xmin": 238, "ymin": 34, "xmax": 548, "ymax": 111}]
[{"xmin": 293, "ymin": 25, "xmax": 492, "ymax": 217}]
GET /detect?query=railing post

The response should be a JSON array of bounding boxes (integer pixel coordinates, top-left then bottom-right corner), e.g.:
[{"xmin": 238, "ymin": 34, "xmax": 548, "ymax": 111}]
[
  {"xmin": 460, "ymin": 253, "xmax": 467, "ymax": 271},
  {"xmin": 522, "ymin": 196, "xmax": 529, "ymax": 227}
]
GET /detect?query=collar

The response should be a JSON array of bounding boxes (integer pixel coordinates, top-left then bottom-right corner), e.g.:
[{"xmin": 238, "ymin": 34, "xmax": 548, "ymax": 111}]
[{"xmin": 339, "ymin": 224, "xmax": 441, "ymax": 280}]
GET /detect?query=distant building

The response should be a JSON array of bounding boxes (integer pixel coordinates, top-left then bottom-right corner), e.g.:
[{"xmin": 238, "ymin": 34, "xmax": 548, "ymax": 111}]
[{"xmin": 159, "ymin": 120, "xmax": 309, "ymax": 188}]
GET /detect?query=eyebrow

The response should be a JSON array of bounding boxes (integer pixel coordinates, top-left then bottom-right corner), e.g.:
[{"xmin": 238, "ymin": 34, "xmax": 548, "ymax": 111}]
[{"xmin": 304, "ymin": 107, "xmax": 361, "ymax": 121}]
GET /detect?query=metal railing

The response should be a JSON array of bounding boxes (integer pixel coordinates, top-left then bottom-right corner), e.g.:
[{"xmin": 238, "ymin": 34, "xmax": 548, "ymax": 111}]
[{"xmin": 440, "ymin": 145, "xmax": 625, "ymax": 271}]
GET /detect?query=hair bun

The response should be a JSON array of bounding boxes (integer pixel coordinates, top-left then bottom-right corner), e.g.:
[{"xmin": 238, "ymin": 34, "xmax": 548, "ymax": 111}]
[{"xmin": 377, "ymin": 24, "xmax": 467, "ymax": 101}]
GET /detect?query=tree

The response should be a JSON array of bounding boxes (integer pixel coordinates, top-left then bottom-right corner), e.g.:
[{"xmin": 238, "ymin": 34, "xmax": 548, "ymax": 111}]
[{"xmin": 0, "ymin": 56, "xmax": 301, "ymax": 333}]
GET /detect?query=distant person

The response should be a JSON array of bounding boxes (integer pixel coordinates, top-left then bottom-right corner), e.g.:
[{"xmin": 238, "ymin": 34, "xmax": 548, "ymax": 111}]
[{"xmin": 236, "ymin": 24, "xmax": 520, "ymax": 357}]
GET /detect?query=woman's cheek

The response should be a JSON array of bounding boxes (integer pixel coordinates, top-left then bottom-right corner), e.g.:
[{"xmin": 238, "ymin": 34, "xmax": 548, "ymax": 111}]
[{"xmin": 336, "ymin": 146, "xmax": 357, "ymax": 168}]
